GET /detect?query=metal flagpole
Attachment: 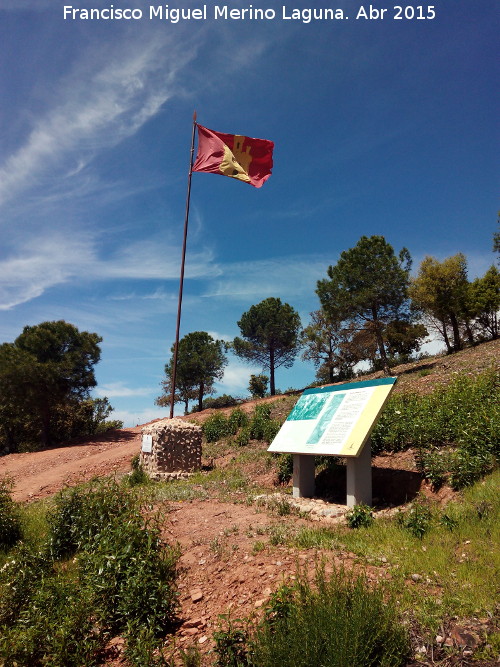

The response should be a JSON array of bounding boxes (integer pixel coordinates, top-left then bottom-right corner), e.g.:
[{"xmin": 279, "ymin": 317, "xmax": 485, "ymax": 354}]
[{"xmin": 170, "ymin": 111, "xmax": 197, "ymax": 419}]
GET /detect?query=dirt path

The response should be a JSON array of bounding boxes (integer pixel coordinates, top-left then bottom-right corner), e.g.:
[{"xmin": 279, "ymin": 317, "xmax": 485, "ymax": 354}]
[{"xmin": 0, "ymin": 428, "xmax": 142, "ymax": 502}]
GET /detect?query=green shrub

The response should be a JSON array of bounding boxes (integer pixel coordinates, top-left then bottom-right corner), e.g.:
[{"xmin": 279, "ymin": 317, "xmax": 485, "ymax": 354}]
[
  {"xmin": 201, "ymin": 394, "xmax": 239, "ymax": 410},
  {"xmin": 371, "ymin": 368, "xmax": 499, "ymax": 487},
  {"xmin": 203, "ymin": 413, "xmax": 231, "ymax": 442},
  {"xmin": 415, "ymin": 447, "xmax": 450, "ymax": 490},
  {"xmin": 234, "ymin": 425, "xmax": 251, "ymax": 447},
  {"xmin": 0, "ymin": 477, "xmax": 22, "ymax": 550},
  {"xmin": 346, "ymin": 504, "xmax": 373, "ymax": 529},
  {"xmin": 0, "ymin": 480, "xmax": 179, "ymax": 666},
  {"xmin": 250, "ymin": 404, "xmax": 272, "ymax": 440},
  {"xmin": 228, "ymin": 408, "xmax": 249, "ymax": 435},
  {"xmin": 47, "ymin": 479, "xmax": 137, "ymax": 558},
  {"xmin": 262, "ymin": 418, "xmax": 281, "ymax": 444},
  {"xmin": 449, "ymin": 450, "xmax": 495, "ymax": 490},
  {"xmin": 79, "ymin": 513, "xmax": 179, "ymax": 636},
  {"xmin": 248, "ymin": 565, "xmax": 410, "ymax": 667}
]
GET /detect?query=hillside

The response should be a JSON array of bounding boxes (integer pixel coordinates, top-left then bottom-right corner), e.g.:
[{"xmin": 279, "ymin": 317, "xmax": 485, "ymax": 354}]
[{"xmin": 1, "ymin": 338, "xmax": 498, "ymax": 666}]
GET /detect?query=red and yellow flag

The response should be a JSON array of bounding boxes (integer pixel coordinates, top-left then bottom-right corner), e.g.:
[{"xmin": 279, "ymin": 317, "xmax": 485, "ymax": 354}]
[{"xmin": 192, "ymin": 124, "xmax": 274, "ymax": 188}]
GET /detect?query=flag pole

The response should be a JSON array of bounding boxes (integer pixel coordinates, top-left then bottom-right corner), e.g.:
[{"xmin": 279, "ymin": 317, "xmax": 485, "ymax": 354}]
[{"xmin": 170, "ymin": 110, "xmax": 197, "ymax": 418}]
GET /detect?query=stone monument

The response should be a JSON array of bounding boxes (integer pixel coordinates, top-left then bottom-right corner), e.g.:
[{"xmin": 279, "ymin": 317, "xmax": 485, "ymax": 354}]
[{"xmin": 140, "ymin": 418, "xmax": 202, "ymax": 481}]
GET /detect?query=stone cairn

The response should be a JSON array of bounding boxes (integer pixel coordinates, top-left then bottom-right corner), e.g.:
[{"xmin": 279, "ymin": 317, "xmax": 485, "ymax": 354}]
[{"xmin": 140, "ymin": 418, "xmax": 202, "ymax": 481}]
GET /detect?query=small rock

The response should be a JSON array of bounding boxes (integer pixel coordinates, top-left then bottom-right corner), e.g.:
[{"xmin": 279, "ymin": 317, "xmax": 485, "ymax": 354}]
[
  {"xmin": 190, "ymin": 588, "xmax": 203, "ymax": 603},
  {"xmin": 254, "ymin": 599, "xmax": 266, "ymax": 608},
  {"xmin": 435, "ymin": 635, "xmax": 444, "ymax": 644},
  {"xmin": 463, "ymin": 649, "xmax": 473, "ymax": 657},
  {"xmin": 444, "ymin": 637, "xmax": 454, "ymax": 647},
  {"xmin": 411, "ymin": 574, "xmax": 422, "ymax": 582},
  {"xmin": 198, "ymin": 636, "xmax": 208, "ymax": 644}
]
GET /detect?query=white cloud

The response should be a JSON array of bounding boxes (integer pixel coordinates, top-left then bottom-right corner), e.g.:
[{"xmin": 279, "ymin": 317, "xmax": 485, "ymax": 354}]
[
  {"xmin": 0, "ymin": 228, "xmax": 220, "ymax": 310},
  {"xmin": 112, "ymin": 406, "xmax": 172, "ymax": 428},
  {"xmin": 202, "ymin": 255, "xmax": 327, "ymax": 302},
  {"xmin": 217, "ymin": 360, "xmax": 261, "ymax": 395},
  {"xmin": 0, "ymin": 32, "xmax": 195, "ymax": 208},
  {"xmin": 95, "ymin": 382, "xmax": 154, "ymax": 399}
]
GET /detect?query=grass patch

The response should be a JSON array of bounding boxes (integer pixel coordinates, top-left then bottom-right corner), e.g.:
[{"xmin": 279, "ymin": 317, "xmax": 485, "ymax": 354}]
[{"xmin": 289, "ymin": 472, "xmax": 500, "ymax": 634}]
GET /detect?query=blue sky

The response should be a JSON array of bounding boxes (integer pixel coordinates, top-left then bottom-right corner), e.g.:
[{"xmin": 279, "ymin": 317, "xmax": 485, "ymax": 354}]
[{"xmin": 0, "ymin": 0, "xmax": 498, "ymax": 426}]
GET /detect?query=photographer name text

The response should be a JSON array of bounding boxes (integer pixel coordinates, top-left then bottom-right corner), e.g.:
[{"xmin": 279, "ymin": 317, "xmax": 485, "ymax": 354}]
[{"xmin": 63, "ymin": 5, "xmax": 437, "ymax": 23}]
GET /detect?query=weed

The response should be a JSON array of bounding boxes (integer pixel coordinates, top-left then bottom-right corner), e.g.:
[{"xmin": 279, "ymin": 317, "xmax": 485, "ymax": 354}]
[
  {"xmin": 439, "ymin": 513, "xmax": 458, "ymax": 531},
  {"xmin": 346, "ymin": 504, "xmax": 373, "ymax": 529},
  {"xmin": 0, "ymin": 477, "xmax": 22, "ymax": 550},
  {"xmin": 276, "ymin": 453, "xmax": 293, "ymax": 484},
  {"xmin": 397, "ymin": 498, "xmax": 433, "ymax": 538},
  {"xmin": 252, "ymin": 541, "xmax": 266, "ymax": 555},
  {"xmin": 47, "ymin": 478, "xmax": 137, "ymax": 558},
  {"xmin": 126, "ymin": 454, "xmax": 151, "ymax": 486},
  {"xmin": 213, "ymin": 617, "xmax": 251, "ymax": 667},
  {"xmin": 179, "ymin": 644, "xmax": 202, "ymax": 667},
  {"xmin": 415, "ymin": 447, "xmax": 450, "ymax": 489},
  {"xmin": 0, "ymin": 480, "xmax": 179, "ymax": 666},
  {"xmin": 371, "ymin": 367, "xmax": 500, "ymax": 490},
  {"xmin": 265, "ymin": 495, "xmax": 293, "ymax": 516}
]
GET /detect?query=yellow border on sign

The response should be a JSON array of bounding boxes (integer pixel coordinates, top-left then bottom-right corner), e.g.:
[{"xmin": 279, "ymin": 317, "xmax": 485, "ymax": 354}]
[{"xmin": 338, "ymin": 384, "xmax": 394, "ymax": 456}]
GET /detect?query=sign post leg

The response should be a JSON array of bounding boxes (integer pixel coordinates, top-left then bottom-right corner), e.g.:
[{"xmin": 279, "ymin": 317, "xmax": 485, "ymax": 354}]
[
  {"xmin": 292, "ymin": 454, "xmax": 315, "ymax": 498},
  {"xmin": 346, "ymin": 438, "xmax": 372, "ymax": 507}
]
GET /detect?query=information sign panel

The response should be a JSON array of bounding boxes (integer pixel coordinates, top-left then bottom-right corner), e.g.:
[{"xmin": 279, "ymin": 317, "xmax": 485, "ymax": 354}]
[
  {"xmin": 268, "ymin": 378, "xmax": 396, "ymax": 457},
  {"xmin": 141, "ymin": 434, "xmax": 153, "ymax": 453}
]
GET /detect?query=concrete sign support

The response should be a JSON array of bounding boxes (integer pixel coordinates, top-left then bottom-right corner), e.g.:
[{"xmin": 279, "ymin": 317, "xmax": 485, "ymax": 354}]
[
  {"xmin": 346, "ymin": 438, "xmax": 372, "ymax": 507},
  {"xmin": 292, "ymin": 454, "xmax": 315, "ymax": 498},
  {"xmin": 269, "ymin": 378, "xmax": 396, "ymax": 506}
]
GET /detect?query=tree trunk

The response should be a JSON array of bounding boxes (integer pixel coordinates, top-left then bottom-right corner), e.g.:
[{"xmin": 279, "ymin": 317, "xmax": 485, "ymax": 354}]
[
  {"xmin": 198, "ymin": 381, "xmax": 204, "ymax": 411},
  {"xmin": 464, "ymin": 319, "xmax": 475, "ymax": 346},
  {"xmin": 372, "ymin": 311, "xmax": 390, "ymax": 375},
  {"xmin": 269, "ymin": 347, "xmax": 276, "ymax": 396},
  {"xmin": 440, "ymin": 319, "xmax": 453, "ymax": 354},
  {"xmin": 449, "ymin": 312, "xmax": 462, "ymax": 351},
  {"xmin": 328, "ymin": 340, "xmax": 335, "ymax": 382}
]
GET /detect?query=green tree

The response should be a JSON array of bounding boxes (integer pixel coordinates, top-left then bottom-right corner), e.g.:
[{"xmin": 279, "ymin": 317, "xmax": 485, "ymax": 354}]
[
  {"xmin": 384, "ymin": 319, "xmax": 428, "ymax": 362},
  {"xmin": 408, "ymin": 254, "xmax": 470, "ymax": 353},
  {"xmin": 156, "ymin": 331, "xmax": 227, "ymax": 413},
  {"xmin": 469, "ymin": 265, "xmax": 500, "ymax": 340},
  {"xmin": 0, "ymin": 321, "xmax": 102, "ymax": 452},
  {"xmin": 301, "ymin": 310, "xmax": 357, "ymax": 383},
  {"xmin": 317, "ymin": 236, "xmax": 413, "ymax": 374},
  {"xmin": 233, "ymin": 298, "xmax": 301, "ymax": 396},
  {"xmin": 248, "ymin": 373, "xmax": 269, "ymax": 398}
]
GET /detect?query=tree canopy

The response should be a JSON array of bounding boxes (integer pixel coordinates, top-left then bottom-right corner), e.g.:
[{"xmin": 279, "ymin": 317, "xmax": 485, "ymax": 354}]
[
  {"xmin": 408, "ymin": 254, "xmax": 470, "ymax": 353},
  {"xmin": 316, "ymin": 235, "xmax": 413, "ymax": 373},
  {"xmin": 0, "ymin": 321, "xmax": 104, "ymax": 452},
  {"xmin": 156, "ymin": 331, "xmax": 227, "ymax": 413},
  {"xmin": 233, "ymin": 297, "xmax": 301, "ymax": 395}
]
